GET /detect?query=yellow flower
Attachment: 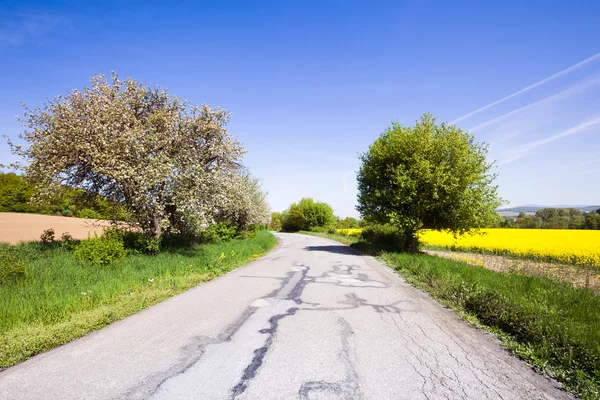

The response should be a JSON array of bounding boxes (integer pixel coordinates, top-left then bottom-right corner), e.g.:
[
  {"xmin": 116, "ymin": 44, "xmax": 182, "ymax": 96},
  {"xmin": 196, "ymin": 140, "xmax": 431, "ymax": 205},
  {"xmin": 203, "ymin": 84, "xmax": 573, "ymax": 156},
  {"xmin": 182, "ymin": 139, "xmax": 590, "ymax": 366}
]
[
  {"xmin": 219, "ymin": 252, "xmax": 225, "ymax": 259},
  {"xmin": 420, "ymin": 228, "xmax": 600, "ymax": 269}
]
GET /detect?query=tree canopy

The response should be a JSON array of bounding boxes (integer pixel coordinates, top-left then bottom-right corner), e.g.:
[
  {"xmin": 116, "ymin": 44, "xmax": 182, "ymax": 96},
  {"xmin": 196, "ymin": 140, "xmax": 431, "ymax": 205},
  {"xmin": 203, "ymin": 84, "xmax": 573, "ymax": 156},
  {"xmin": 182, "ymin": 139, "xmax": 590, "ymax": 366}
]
[
  {"xmin": 7, "ymin": 73, "xmax": 269, "ymax": 237},
  {"xmin": 356, "ymin": 113, "xmax": 503, "ymax": 250},
  {"xmin": 280, "ymin": 198, "xmax": 336, "ymax": 232}
]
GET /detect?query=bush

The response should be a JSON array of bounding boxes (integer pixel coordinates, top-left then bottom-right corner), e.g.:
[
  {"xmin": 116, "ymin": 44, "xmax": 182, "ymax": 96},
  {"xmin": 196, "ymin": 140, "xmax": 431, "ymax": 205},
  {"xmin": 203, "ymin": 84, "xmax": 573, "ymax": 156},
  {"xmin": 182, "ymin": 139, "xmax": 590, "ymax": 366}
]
[
  {"xmin": 101, "ymin": 227, "xmax": 160, "ymax": 255},
  {"xmin": 122, "ymin": 232, "xmax": 160, "ymax": 255},
  {"xmin": 74, "ymin": 235, "xmax": 126, "ymax": 265},
  {"xmin": 40, "ymin": 228, "xmax": 55, "ymax": 244},
  {"xmin": 199, "ymin": 222, "xmax": 241, "ymax": 243},
  {"xmin": 280, "ymin": 198, "xmax": 336, "ymax": 232},
  {"xmin": 309, "ymin": 225, "xmax": 336, "ymax": 234},
  {"xmin": 59, "ymin": 232, "xmax": 78, "ymax": 250},
  {"xmin": 360, "ymin": 224, "xmax": 419, "ymax": 251},
  {"xmin": 78, "ymin": 208, "xmax": 102, "ymax": 219},
  {"xmin": 0, "ymin": 249, "xmax": 26, "ymax": 284}
]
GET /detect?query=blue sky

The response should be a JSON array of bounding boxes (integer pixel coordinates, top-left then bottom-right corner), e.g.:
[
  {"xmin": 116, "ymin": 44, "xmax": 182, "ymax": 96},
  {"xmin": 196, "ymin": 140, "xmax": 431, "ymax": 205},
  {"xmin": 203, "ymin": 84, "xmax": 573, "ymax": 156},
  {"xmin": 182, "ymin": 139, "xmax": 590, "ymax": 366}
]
[{"xmin": 1, "ymin": 1, "xmax": 599, "ymax": 218}]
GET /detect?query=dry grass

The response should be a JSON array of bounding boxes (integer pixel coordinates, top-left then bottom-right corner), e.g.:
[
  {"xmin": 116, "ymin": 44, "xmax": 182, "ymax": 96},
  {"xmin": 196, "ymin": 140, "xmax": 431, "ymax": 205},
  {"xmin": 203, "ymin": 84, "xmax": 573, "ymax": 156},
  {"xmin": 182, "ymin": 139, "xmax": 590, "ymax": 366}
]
[{"xmin": 424, "ymin": 249, "xmax": 600, "ymax": 291}]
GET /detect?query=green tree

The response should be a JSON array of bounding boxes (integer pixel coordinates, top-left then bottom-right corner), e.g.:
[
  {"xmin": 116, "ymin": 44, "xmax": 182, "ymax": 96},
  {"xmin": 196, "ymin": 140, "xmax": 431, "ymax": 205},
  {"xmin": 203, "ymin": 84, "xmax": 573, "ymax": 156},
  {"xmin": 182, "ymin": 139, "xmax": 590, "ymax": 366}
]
[
  {"xmin": 269, "ymin": 212, "xmax": 282, "ymax": 231},
  {"xmin": 281, "ymin": 198, "xmax": 336, "ymax": 232},
  {"xmin": 585, "ymin": 213, "xmax": 600, "ymax": 230},
  {"xmin": 337, "ymin": 217, "xmax": 359, "ymax": 229},
  {"xmin": 0, "ymin": 173, "xmax": 35, "ymax": 213},
  {"xmin": 356, "ymin": 113, "xmax": 503, "ymax": 251}
]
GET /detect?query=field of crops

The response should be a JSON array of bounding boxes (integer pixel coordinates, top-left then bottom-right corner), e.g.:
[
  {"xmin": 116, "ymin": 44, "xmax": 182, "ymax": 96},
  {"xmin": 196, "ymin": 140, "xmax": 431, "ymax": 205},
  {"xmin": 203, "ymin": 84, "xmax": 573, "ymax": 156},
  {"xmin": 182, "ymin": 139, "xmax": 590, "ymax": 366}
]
[
  {"xmin": 336, "ymin": 227, "xmax": 600, "ymax": 268},
  {"xmin": 336, "ymin": 228, "xmax": 362, "ymax": 236},
  {"xmin": 420, "ymin": 228, "xmax": 600, "ymax": 269}
]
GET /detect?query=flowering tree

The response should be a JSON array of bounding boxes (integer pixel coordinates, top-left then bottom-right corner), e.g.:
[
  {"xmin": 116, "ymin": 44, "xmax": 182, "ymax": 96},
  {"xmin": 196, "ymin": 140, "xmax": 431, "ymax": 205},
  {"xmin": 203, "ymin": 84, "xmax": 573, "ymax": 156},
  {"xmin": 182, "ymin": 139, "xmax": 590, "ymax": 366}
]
[
  {"xmin": 8, "ymin": 73, "xmax": 247, "ymax": 237},
  {"xmin": 214, "ymin": 171, "xmax": 270, "ymax": 229}
]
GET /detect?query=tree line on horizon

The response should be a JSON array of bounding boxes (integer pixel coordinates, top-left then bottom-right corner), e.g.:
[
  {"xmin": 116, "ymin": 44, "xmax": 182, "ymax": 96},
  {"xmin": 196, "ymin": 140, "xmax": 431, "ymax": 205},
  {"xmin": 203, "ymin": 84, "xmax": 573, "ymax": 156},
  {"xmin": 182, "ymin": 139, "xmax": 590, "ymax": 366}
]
[{"xmin": 499, "ymin": 208, "xmax": 600, "ymax": 230}]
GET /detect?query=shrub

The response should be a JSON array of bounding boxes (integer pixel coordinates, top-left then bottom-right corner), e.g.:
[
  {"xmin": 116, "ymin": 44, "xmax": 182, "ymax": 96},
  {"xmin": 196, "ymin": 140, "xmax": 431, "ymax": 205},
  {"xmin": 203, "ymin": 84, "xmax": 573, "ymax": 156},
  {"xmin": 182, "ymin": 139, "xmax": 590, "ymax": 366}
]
[
  {"xmin": 78, "ymin": 208, "xmax": 102, "ymax": 219},
  {"xmin": 0, "ymin": 249, "xmax": 26, "ymax": 284},
  {"xmin": 74, "ymin": 235, "xmax": 126, "ymax": 265},
  {"xmin": 40, "ymin": 228, "xmax": 55, "ymax": 244},
  {"xmin": 199, "ymin": 222, "xmax": 241, "ymax": 243},
  {"xmin": 360, "ymin": 224, "xmax": 419, "ymax": 251},
  {"xmin": 59, "ymin": 232, "xmax": 77, "ymax": 250},
  {"xmin": 101, "ymin": 227, "xmax": 160, "ymax": 255},
  {"xmin": 280, "ymin": 198, "xmax": 336, "ymax": 232},
  {"xmin": 122, "ymin": 232, "xmax": 161, "ymax": 255}
]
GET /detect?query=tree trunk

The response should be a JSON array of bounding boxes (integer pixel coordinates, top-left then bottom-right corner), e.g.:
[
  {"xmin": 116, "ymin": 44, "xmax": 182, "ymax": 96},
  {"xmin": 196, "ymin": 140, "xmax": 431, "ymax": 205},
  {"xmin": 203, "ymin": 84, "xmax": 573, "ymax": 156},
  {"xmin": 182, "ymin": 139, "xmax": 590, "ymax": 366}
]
[{"xmin": 147, "ymin": 215, "xmax": 162, "ymax": 238}]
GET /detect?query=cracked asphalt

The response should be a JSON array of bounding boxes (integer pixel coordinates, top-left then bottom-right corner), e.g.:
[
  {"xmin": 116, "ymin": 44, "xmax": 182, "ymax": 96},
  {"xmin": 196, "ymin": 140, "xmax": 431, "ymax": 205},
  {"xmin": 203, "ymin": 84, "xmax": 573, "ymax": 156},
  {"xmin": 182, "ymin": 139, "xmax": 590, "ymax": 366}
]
[{"xmin": 0, "ymin": 233, "xmax": 572, "ymax": 399}]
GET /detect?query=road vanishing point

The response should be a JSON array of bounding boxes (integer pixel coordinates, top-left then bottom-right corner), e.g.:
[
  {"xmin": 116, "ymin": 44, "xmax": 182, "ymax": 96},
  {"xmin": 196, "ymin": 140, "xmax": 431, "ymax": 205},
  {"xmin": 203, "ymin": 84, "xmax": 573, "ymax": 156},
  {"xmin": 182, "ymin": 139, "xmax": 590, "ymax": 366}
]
[{"xmin": 0, "ymin": 233, "xmax": 571, "ymax": 400}]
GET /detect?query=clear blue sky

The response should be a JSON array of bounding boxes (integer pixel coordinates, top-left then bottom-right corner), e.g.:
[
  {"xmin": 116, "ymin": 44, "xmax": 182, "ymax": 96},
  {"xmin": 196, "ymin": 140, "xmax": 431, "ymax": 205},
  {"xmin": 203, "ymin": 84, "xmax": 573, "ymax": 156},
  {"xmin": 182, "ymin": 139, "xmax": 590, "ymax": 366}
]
[{"xmin": 1, "ymin": 0, "xmax": 599, "ymax": 218}]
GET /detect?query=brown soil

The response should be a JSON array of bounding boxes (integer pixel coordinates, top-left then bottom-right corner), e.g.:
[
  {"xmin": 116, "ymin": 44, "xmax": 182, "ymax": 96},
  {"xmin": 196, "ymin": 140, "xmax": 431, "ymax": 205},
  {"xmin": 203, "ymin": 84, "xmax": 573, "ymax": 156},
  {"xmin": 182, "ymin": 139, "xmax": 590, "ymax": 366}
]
[
  {"xmin": 0, "ymin": 212, "xmax": 111, "ymax": 244},
  {"xmin": 424, "ymin": 249, "xmax": 600, "ymax": 292}
]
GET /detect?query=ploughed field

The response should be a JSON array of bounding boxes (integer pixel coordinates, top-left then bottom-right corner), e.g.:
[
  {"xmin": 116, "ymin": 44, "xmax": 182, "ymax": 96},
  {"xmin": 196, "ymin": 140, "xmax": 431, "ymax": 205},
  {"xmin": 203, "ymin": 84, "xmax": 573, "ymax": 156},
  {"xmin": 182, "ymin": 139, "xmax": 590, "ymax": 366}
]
[{"xmin": 0, "ymin": 213, "xmax": 108, "ymax": 244}]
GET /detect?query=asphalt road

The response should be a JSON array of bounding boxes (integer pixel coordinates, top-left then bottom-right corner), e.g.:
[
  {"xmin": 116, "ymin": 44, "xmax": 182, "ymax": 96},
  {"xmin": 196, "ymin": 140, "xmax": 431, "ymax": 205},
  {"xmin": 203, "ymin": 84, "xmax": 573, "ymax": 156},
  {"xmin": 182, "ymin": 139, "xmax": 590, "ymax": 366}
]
[{"xmin": 0, "ymin": 232, "xmax": 571, "ymax": 399}]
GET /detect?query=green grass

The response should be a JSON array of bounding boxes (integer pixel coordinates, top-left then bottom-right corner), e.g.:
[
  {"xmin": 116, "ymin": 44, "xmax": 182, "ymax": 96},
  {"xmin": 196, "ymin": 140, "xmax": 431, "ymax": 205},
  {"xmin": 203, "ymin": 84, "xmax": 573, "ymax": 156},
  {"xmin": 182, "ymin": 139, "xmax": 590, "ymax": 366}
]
[
  {"xmin": 0, "ymin": 231, "xmax": 277, "ymax": 368},
  {"xmin": 301, "ymin": 231, "xmax": 600, "ymax": 399}
]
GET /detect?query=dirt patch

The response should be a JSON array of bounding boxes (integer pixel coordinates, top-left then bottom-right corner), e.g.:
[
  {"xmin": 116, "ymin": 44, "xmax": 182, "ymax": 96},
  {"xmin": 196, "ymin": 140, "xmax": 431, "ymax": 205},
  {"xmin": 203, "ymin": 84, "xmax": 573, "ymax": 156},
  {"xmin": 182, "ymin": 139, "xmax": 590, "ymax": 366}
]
[
  {"xmin": 424, "ymin": 249, "xmax": 600, "ymax": 292},
  {"xmin": 0, "ymin": 213, "xmax": 111, "ymax": 244}
]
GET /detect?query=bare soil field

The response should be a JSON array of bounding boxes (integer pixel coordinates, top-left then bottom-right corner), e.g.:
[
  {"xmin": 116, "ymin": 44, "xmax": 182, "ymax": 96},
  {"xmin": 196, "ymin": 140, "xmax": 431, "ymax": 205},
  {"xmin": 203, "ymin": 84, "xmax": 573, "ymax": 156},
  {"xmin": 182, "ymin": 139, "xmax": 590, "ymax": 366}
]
[{"xmin": 0, "ymin": 212, "xmax": 110, "ymax": 244}]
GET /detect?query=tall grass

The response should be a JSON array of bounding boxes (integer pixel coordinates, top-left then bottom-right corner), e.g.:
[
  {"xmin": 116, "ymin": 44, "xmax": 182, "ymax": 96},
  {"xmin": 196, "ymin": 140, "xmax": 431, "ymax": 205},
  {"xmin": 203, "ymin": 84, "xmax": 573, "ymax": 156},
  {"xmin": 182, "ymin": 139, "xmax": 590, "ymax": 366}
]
[
  {"xmin": 0, "ymin": 231, "xmax": 277, "ymax": 367},
  {"xmin": 302, "ymin": 231, "xmax": 600, "ymax": 399}
]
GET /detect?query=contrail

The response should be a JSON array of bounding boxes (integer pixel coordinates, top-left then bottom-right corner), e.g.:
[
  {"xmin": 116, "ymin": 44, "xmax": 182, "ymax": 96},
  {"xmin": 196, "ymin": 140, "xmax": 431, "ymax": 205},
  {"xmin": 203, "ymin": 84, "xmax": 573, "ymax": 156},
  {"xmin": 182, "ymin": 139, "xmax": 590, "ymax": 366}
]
[
  {"xmin": 468, "ymin": 76, "xmax": 600, "ymax": 132},
  {"xmin": 500, "ymin": 115, "xmax": 600, "ymax": 165},
  {"xmin": 451, "ymin": 52, "xmax": 600, "ymax": 124}
]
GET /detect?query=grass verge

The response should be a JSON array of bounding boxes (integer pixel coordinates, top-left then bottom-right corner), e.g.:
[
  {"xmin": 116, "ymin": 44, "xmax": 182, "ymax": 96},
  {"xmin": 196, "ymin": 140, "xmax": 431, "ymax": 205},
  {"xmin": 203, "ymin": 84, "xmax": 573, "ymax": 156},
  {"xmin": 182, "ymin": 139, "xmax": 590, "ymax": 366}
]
[
  {"xmin": 0, "ymin": 231, "xmax": 277, "ymax": 368},
  {"xmin": 302, "ymin": 231, "xmax": 600, "ymax": 399}
]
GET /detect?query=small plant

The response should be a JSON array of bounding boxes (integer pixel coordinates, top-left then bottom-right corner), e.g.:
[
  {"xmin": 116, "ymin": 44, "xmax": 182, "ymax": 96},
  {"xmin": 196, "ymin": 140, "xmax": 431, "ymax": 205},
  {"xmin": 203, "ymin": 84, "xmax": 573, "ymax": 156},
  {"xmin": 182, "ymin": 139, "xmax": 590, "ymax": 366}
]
[
  {"xmin": 122, "ymin": 232, "xmax": 161, "ymax": 255},
  {"xmin": 0, "ymin": 249, "xmax": 26, "ymax": 284},
  {"xmin": 200, "ymin": 222, "xmax": 241, "ymax": 243},
  {"xmin": 101, "ymin": 227, "xmax": 160, "ymax": 255},
  {"xmin": 40, "ymin": 228, "xmax": 55, "ymax": 244},
  {"xmin": 74, "ymin": 235, "xmax": 126, "ymax": 265},
  {"xmin": 59, "ymin": 232, "xmax": 77, "ymax": 250}
]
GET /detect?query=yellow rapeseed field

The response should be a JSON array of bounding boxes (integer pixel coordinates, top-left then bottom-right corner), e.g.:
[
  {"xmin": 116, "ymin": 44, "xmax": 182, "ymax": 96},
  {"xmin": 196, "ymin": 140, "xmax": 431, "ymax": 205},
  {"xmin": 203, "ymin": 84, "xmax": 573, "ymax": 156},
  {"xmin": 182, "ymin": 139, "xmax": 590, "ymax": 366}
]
[
  {"xmin": 419, "ymin": 228, "xmax": 600, "ymax": 268},
  {"xmin": 336, "ymin": 228, "xmax": 363, "ymax": 236}
]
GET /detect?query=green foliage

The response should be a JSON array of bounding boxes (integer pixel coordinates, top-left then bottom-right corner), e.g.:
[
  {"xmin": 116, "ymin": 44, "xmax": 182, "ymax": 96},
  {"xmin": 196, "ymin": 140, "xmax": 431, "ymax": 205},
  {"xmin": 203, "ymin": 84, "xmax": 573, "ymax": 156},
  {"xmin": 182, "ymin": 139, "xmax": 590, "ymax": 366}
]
[
  {"xmin": 123, "ymin": 232, "xmax": 161, "ymax": 255},
  {"xmin": 337, "ymin": 217, "xmax": 360, "ymax": 229},
  {"xmin": 270, "ymin": 212, "xmax": 282, "ymax": 231},
  {"xmin": 0, "ymin": 173, "xmax": 35, "ymax": 213},
  {"xmin": 0, "ymin": 248, "xmax": 26, "ymax": 284},
  {"xmin": 357, "ymin": 113, "xmax": 503, "ymax": 251},
  {"xmin": 78, "ymin": 208, "xmax": 102, "ymax": 219},
  {"xmin": 360, "ymin": 224, "xmax": 418, "ymax": 250},
  {"xmin": 280, "ymin": 198, "xmax": 336, "ymax": 232},
  {"xmin": 59, "ymin": 232, "xmax": 78, "ymax": 251},
  {"xmin": 0, "ymin": 172, "xmax": 127, "ymax": 220},
  {"xmin": 509, "ymin": 208, "xmax": 600, "ymax": 230},
  {"xmin": 199, "ymin": 222, "xmax": 242, "ymax": 243},
  {"xmin": 74, "ymin": 235, "xmax": 126, "ymax": 265},
  {"xmin": 308, "ymin": 226, "xmax": 336, "ymax": 234},
  {"xmin": 100, "ymin": 227, "xmax": 160, "ymax": 255}
]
